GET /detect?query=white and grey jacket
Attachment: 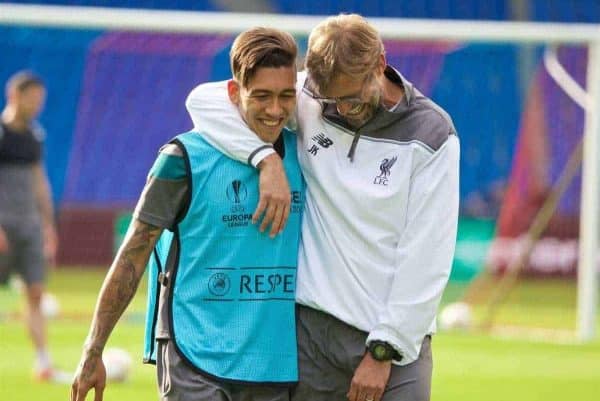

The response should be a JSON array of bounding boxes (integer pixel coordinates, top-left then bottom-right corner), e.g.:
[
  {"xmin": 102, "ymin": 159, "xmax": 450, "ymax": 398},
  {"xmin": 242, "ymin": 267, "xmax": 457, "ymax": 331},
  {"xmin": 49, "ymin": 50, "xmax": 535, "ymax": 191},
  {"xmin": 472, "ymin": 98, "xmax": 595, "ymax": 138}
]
[{"xmin": 185, "ymin": 67, "xmax": 460, "ymax": 365}]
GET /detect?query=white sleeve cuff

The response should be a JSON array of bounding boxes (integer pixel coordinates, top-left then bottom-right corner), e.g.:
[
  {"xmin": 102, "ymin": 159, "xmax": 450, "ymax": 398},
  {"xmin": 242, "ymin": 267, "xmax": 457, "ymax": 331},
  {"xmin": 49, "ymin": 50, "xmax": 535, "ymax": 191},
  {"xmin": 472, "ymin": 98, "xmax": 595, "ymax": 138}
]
[
  {"xmin": 367, "ymin": 328, "xmax": 418, "ymax": 366},
  {"xmin": 248, "ymin": 146, "xmax": 276, "ymax": 168}
]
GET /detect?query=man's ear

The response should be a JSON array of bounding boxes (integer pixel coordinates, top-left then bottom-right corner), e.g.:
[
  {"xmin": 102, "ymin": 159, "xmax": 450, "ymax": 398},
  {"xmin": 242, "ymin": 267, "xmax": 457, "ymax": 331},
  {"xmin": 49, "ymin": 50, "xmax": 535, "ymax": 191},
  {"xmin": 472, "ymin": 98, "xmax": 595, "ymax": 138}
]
[
  {"xmin": 377, "ymin": 53, "xmax": 386, "ymax": 75},
  {"xmin": 6, "ymin": 87, "xmax": 18, "ymax": 104},
  {"xmin": 227, "ymin": 80, "xmax": 240, "ymax": 105}
]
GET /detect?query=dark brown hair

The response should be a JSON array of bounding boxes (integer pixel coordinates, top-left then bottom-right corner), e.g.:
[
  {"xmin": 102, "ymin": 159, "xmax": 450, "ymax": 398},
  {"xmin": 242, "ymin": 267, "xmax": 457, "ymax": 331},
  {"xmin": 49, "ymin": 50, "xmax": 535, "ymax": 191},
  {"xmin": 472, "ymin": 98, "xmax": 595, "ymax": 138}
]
[
  {"xmin": 5, "ymin": 70, "xmax": 45, "ymax": 96},
  {"xmin": 230, "ymin": 27, "xmax": 298, "ymax": 87}
]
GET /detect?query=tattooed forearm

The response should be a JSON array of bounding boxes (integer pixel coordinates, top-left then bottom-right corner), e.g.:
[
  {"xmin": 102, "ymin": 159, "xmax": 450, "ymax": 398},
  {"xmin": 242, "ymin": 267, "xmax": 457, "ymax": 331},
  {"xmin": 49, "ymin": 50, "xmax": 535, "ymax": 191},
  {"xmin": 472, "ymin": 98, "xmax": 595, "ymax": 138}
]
[{"xmin": 83, "ymin": 220, "xmax": 162, "ymax": 353}]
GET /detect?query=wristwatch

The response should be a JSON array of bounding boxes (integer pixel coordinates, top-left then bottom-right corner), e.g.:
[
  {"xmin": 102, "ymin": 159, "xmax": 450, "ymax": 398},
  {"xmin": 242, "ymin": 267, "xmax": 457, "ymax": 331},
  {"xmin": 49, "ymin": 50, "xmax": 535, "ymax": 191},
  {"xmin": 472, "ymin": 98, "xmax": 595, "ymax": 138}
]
[{"xmin": 367, "ymin": 340, "xmax": 402, "ymax": 362}]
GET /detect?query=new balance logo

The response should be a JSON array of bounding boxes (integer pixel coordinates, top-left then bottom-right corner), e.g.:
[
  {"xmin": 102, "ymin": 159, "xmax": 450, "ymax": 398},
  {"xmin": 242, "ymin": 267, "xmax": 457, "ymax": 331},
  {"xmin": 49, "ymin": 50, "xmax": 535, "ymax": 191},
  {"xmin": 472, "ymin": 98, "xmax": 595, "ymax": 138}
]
[
  {"xmin": 312, "ymin": 133, "xmax": 334, "ymax": 148},
  {"xmin": 307, "ymin": 133, "xmax": 334, "ymax": 156},
  {"xmin": 307, "ymin": 144, "xmax": 319, "ymax": 155}
]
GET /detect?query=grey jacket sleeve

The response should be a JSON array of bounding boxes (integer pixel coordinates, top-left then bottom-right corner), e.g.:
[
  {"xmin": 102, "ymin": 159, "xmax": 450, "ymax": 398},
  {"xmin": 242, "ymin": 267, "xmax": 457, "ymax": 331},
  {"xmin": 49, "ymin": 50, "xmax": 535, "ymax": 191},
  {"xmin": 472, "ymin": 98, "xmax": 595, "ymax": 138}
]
[{"xmin": 367, "ymin": 135, "xmax": 460, "ymax": 365}]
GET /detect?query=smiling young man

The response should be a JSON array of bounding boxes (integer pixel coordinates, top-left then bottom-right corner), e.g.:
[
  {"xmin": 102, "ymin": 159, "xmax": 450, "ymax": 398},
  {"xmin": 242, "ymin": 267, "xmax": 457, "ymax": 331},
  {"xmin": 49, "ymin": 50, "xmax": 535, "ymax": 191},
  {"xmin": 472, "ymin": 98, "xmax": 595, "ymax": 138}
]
[
  {"xmin": 186, "ymin": 14, "xmax": 460, "ymax": 401},
  {"xmin": 71, "ymin": 27, "xmax": 304, "ymax": 401}
]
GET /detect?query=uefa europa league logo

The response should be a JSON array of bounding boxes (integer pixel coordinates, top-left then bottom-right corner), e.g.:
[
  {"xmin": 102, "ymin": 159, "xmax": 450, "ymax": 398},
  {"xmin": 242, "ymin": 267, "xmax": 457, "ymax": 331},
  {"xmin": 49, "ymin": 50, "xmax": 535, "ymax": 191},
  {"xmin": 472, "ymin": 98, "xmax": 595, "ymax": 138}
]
[{"xmin": 226, "ymin": 179, "xmax": 247, "ymax": 204}]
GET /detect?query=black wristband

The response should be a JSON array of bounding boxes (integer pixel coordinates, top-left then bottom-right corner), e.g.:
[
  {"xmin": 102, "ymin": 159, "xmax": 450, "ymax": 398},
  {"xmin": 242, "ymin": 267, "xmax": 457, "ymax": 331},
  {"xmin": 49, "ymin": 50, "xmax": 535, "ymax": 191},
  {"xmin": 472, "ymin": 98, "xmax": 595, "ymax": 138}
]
[{"xmin": 367, "ymin": 341, "xmax": 403, "ymax": 362}]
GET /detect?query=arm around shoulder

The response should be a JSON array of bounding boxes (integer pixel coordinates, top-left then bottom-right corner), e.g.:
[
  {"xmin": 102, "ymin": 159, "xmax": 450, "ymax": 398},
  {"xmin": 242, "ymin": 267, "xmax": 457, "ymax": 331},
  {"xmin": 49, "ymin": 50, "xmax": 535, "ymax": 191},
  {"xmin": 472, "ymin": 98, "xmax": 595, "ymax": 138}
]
[{"xmin": 254, "ymin": 153, "xmax": 292, "ymax": 237}]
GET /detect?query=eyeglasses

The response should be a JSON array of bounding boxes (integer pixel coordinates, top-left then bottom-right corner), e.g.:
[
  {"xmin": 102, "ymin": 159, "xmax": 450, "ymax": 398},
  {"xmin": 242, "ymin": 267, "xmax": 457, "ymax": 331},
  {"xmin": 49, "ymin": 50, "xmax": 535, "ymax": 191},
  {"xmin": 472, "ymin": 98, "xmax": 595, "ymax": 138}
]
[
  {"xmin": 311, "ymin": 94, "xmax": 366, "ymax": 107},
  {"xmin": 309, "ymin": 73, "xmax": 379, "ymax": 107}
]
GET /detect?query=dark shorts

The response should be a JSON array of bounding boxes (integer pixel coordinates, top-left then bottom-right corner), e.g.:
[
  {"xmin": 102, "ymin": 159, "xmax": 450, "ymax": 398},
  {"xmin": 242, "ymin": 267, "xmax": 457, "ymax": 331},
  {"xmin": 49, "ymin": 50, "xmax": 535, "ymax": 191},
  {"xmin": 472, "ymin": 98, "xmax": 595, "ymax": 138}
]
[
  {"xmin": 0, "ymin": 221, "xmax": 45, "ymax": 285},
  {"xmin": 293, "ymin": 305, "xmax": 432, "ymax": 401},
  {"xmin": 156, "ymin": 340, "xmax": 292, "ymax": 401}
]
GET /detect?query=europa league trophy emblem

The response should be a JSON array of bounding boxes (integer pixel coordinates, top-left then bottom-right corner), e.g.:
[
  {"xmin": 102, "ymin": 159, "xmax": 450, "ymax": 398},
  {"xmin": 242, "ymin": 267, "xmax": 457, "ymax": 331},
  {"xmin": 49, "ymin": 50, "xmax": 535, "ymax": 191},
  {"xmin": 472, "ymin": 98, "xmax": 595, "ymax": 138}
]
[{"xmin": 227, "ymin": 179, "xmax": 247, "ymax": 204}]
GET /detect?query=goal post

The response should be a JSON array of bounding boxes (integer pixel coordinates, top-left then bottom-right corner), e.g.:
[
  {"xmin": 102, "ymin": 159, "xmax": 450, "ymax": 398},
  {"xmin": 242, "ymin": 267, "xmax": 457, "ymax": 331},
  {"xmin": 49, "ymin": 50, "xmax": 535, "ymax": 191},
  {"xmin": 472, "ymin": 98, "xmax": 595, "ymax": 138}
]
[
  {"xmin": 578, "ymin": 40, "xmax": 600, "ymax": 341},
  {"xmin": 1, "ymin": 2, "xmax": 598, "ymax": 341}
]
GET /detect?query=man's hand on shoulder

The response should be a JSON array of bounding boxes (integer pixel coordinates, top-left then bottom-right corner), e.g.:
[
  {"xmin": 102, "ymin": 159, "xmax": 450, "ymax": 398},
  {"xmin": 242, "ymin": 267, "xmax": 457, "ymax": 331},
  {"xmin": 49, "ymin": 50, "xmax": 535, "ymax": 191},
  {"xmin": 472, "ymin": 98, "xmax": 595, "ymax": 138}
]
[{"xmin": 254, "ymin": 153, "xmax": 291, "ymax": 238}]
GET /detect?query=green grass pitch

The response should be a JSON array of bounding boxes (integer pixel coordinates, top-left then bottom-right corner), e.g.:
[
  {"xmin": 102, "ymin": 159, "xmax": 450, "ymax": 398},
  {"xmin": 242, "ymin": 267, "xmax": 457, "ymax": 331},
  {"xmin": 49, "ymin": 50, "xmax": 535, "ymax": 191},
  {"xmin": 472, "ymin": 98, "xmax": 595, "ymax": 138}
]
[{"xmin": 0, "ymin": 269, "xmax": 599, "ymax": 401}]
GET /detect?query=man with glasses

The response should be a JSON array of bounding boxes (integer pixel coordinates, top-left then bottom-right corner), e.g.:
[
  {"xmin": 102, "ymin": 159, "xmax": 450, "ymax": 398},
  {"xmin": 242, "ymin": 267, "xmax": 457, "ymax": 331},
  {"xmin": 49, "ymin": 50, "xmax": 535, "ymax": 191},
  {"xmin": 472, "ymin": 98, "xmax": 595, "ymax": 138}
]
[{"xmin": 186, "ymin": 14, "xmax": 460, "ymax": 401}]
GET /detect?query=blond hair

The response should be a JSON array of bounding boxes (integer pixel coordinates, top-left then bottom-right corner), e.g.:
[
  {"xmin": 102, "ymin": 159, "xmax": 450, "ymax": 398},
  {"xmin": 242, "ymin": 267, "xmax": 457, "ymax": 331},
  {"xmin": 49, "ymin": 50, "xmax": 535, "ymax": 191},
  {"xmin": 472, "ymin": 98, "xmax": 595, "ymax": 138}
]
[
  {"xmin": 306, "ymin": 14, "xmax": 384, "ymax": 93},
  {"xmin": 230, "ymin": 27, "xmax": 298, "ymax": 87}
]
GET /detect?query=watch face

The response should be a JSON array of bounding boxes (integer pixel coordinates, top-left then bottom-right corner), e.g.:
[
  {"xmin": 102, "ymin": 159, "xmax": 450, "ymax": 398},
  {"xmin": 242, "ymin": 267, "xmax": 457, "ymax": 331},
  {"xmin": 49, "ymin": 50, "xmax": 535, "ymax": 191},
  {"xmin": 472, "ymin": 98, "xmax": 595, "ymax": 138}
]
[
  {"xmin": 373, "ymin": 345, "xmax": 385, "ymax": 359},
  {"xmin": 373, "ymin": 344, "xmax": 390, "ymax": 360}
]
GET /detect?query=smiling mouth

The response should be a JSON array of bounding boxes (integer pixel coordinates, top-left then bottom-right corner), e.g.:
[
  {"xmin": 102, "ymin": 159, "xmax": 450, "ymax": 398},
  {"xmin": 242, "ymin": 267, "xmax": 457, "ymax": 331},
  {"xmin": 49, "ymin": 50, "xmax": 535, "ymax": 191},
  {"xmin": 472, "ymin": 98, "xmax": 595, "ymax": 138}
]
[
  {"xmin": 260, "ymin": 118, "xmax": 283, "ymax": 127},
  {"xmin": 346, "ymin": 103, "xmax": 366, "ymax": 116}
]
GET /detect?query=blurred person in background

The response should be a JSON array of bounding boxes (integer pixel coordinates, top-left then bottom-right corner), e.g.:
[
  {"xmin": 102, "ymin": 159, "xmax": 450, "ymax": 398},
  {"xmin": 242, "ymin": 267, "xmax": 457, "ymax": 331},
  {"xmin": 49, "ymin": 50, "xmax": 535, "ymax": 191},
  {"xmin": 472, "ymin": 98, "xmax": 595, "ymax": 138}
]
[
  {"xmin": 71, "ymin": 27, "xmax": 304, "ymax": 401},
  {"xmin": 186, "ymin": 14, "xmax": 460, "ymax": 401},
  {"xmin": 0, "ymin": 70, "xmax": 60, "ymax": 381}
]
